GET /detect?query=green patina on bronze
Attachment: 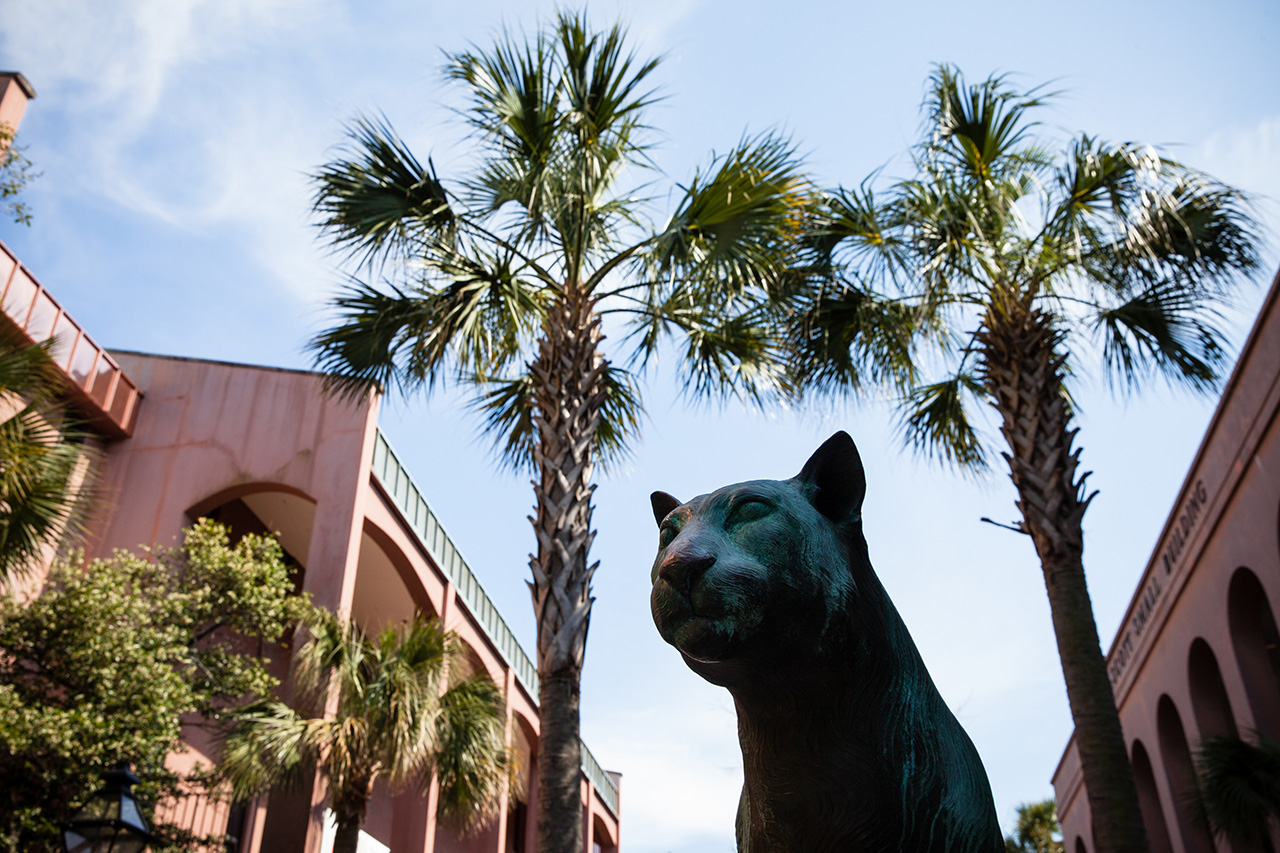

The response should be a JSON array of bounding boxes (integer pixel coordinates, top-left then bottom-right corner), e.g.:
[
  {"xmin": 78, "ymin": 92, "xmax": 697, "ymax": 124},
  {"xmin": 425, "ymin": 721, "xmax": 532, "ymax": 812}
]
[{"xmin": 650, "ymin": 431, "xmax": 1002, "ymax": 853}]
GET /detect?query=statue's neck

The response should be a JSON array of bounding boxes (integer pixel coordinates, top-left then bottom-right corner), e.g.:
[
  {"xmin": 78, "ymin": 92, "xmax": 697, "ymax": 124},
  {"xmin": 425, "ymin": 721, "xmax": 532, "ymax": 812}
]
[{"xmin": 725, "ymin": 631, "xmax": 931, "ymax": 852}]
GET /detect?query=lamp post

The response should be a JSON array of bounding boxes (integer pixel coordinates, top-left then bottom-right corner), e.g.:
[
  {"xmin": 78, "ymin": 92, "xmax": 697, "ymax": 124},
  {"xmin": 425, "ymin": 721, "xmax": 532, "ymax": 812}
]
[{"xmin": 62, "ymin": 762, "xmax": 154, "ymax": 853}]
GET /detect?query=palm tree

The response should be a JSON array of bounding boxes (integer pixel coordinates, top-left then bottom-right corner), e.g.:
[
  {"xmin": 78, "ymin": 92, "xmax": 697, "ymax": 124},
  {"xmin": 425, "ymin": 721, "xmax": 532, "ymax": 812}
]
[
  {"xmin": 1195, "ymin": 732, "xmax": 1280, "ymax": 850},
  {"xmin": 1005, "ymin": 799, "xmax": 1065, "ymax": 853},
  {"xmin": 0, "ymin": 325, "xmax": 91, "ymax": 584},
  {"xmin": 217, "ymin": 612, "xmax": 509, "ymax": 853},
  {"xmin": 307, "ymin": 12, "xmax": 812, "ymax": 851},
  {"xmin": 791, "ymin": 65, "xmax": 1259, "ymax": 853}
]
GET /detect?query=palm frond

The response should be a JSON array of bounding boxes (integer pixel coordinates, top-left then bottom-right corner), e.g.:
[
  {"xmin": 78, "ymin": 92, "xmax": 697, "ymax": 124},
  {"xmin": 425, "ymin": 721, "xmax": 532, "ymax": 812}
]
[
  {"xmin": 805, "ymin": 182, "xmax": 902, "ymax": 282},
  {"xmin": 219, "ymin": 612, "xmax": 507, "ymax": 834},
  {"xmin": 433, "ymin": 673, "xmax": 510, "ymax": 830},
  {"xmin": 308, "ymin": 279, "xmax": 432, "ymax": 403},
  {"xmin": 646, "ymin": 131, "xmax": 814, "ymax": 297},
  {"xmin": 0, "ymin": 329, "xmax": 95, "ymax": 582},
  {"xmin": 216, "ymin": 700, "xmax": 326, "ymax": 801},
  {"xmin": 556, "ymin": 12, "xmax": 660, "ymax": 151},
  {"xmin": 0, "ymin": 408, "xmax": 89, "ymax": 580},
  {"xmin": 893, "ymin": 175, "xmax": 1007, "ymax": 305},
  {"xmin": 1092, "ymin": 278, "xmax": 1231, "ymax": 394},
  {"xmin": 313, "ymin": 115, "xmax": 455, "ymax": 270},
  {"xmin": 412, "ymin": 244, "xmax": 547, "ymax": 377},
  {"xmin": 1005, "ymin": 799, "xmax": 1064, "ymax": 853},
  {"xmin": 922, "ymin": 64, "xmax": 1055, "ymax": 186},
  {"xmin": 469, "ymin": 373, "xmax": 537, "ymax": 473},
  {"xmin": 1195, "ymin": 732, "xmax": 1280, "ymax": 846},
  {"xmin": 1046, "ymin": 137, "xmax": 1259, "ymax": 296},
  {"xmin": 447, "ymin": 26, "xmax": 561, "ymax": 167},
  {"xmin": 593, "ymin": 362, "xmax": 644, "ymax": 472},
  {"xmin": 309, "ymin": 260, "xmax": 543, "ymax": 403},
  {"xmin": 788, "ymin": 279, "xmax": 920, "ymax": 397},
  {"xmin": 0, "ymin": 331, "xmax": 62, "ymax": 405},
  {"xmin": 897, "ymin": 372, "xmax": 990, "ymax": 470},
  {"xmin": 626, "ymin": 279, "xmax": 790, "ymax": 405}
]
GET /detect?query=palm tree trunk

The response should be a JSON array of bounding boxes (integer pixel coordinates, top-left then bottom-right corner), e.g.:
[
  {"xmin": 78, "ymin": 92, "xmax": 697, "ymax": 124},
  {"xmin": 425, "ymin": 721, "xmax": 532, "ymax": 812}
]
[
  {"xmin": 978, "ymin": 294, "xmax": 1149, "ymax": 853},
  {"xmin": 331, "ymin": 814, "xmax": 362, "ymax": 853},
  {"xmin": 528, "ymin": 293, "xmax": 607, "ymax": 853}
]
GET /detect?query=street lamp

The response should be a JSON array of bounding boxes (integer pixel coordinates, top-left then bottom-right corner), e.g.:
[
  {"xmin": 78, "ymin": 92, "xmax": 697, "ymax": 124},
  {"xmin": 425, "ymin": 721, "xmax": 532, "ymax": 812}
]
[{"xmin": 62, "ymin": 762, "xmax": 154, "ymax": 853}]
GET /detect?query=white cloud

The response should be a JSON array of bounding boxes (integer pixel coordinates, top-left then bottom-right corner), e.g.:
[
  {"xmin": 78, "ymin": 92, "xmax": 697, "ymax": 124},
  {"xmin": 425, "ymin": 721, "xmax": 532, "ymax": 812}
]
[
  {"xmin": 0, "ymin": 0, "xmax": 344, "ymax": 303},
  {"xmin": 591, "ymin": 698, "xmax": 741, "ymax": 849},
  {"xmin": 1197, "ymin": 115, "xmax": 1280, "ymax": 256}
]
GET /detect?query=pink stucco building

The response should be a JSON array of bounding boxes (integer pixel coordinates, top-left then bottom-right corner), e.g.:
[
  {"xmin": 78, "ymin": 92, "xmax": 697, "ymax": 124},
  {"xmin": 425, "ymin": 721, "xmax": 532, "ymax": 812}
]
[
  {"xmin": 0, "ymin": 72, "xmax": 620, "ymax": 853},
  {"xmin": 1053, "ymin": 266, "xmax": 1280, "ymax": 853}
]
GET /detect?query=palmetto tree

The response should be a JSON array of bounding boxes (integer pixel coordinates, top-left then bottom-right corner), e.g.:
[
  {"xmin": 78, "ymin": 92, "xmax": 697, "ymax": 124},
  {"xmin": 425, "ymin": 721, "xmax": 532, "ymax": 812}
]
[
  {"xmin": 218, "ymin": 612, "xmax": 509, "ymax": 853},
  {"xmin": 792, "ymin": 66, "xmax": 1259, "ymax": 853},
  {"xmin": 0, "ymin": 326, "xmax": 91, "ymax": 584},
  {"xmin": 308, "ymin": 13, "xmax": 811, "ymax": 851},
  {"xmin": 1005, "ymin": 799, "xmax": 1065, "ymax": 853},
  {"xmin": 1195, "ymin": 732, "xmax": 1280, "ymax": 849}
]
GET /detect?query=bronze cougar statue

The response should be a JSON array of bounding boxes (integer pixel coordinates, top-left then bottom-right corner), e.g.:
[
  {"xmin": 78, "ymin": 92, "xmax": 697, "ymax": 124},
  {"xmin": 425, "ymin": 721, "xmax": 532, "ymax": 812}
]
[{"xmin": 649, "ymin": 431, "xmax": 1002, "ymax": 853}]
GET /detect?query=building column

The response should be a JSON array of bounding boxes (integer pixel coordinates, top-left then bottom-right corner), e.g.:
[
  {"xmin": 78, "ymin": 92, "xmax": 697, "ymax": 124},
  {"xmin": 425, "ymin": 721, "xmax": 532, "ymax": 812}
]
[
  {"xmin": 422, "ymin": 583, "xmax": 457, "ymax": 853},
  {"xmin": 490, "ymin": 667, "xmax": 517, "ymax": 853},
  {"xmin": 582, "ymin": 780, "xmax": 595, "ymax": 853},
  {"xmin": 276, "ymin": 401, "xmax": 380, "ymax": 853}
]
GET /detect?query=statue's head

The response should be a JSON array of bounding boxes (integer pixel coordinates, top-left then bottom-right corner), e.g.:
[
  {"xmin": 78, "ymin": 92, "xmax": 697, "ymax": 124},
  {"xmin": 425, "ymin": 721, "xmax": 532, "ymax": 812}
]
[{"xmin": 649, "ymin": 431, "xmax": 867, "ymax": 669}]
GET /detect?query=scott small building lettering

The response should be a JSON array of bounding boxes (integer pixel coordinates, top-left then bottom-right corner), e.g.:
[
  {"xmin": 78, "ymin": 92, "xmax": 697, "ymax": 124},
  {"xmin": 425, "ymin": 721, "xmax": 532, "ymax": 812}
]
[{"xmin": 1161, "ymin": 479, "xmax": 1208, "ymax": 575}]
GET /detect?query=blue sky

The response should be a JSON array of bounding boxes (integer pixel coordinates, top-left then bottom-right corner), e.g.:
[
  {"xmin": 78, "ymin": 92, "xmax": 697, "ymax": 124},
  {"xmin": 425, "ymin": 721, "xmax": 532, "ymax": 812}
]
[{"xmin": 2, "ymin": 1, "xmax": 1279, "ymax": 850}]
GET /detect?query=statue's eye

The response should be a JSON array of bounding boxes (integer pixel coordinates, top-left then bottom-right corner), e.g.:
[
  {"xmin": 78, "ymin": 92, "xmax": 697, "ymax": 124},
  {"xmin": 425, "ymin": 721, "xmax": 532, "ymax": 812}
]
[
  {"xmin": 729, "ymin": 497, "xmax": 773, "ymax": 526},
  {"xmin": 659, "ymin": 516, "xmax": 680, "ymax": 547}
]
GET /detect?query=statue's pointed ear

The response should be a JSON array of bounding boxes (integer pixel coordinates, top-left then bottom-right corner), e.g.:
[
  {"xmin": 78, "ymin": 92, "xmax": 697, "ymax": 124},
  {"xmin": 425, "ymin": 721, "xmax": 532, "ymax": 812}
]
[
  {"xmin": 651, "ymin": 491, "xmax": 682, "ymax": 527},
  {"xmin": 796, "ymin": 431, "xmax": 866, "ymax": 523}
]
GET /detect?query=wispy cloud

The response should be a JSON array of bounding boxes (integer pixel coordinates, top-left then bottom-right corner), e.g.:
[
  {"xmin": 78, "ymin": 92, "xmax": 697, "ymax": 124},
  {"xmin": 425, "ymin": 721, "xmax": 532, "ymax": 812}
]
[
  {"xmin": 1, "ymin": 0, "xmax": 344, "ymax": 303},
  {"xmin": 1197, "ymin": 114, "xmax": 1280, "ymax": 260},
  {"xmin": 591, "ymin": 697, "xmax": 742, "ymax": 845}
]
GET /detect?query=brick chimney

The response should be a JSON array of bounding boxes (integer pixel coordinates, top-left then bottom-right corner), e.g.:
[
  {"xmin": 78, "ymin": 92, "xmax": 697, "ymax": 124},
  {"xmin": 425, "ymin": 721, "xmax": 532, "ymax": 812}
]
[{"xmin": 0, "ymin": 72, "xmax": 36, "ymax": 158}]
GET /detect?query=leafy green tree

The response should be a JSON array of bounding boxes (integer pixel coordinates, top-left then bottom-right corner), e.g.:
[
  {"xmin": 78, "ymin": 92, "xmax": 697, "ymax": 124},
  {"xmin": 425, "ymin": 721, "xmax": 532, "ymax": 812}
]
[
  {"xmin": 792, "ymin": 65, "xmax": 1259, "ymax": 853},
  {"xmin": 218, "ymin": 612, "xmax": 509, "ymax": 853},
  {"xmin": 1005, "ymin": 799, "xmax": 1065, "ymax": 853},
  {"xmin": 308, "ymin": 12, "xmax": 811, "ymax": 851},
  {"xmin": 0, "ymin": 123, "xmax": 35, "ymax": 225},
  {"xmin": 0, "ymin": 519, "xmax": 312, "ymax": 852},
  {"xmin": 0, "ymin": 326, "xmax": 91, "ymax": 584},
  {"xmin": 1195, "ymin": 732, "xmax": 1280, "ymax": 848}
]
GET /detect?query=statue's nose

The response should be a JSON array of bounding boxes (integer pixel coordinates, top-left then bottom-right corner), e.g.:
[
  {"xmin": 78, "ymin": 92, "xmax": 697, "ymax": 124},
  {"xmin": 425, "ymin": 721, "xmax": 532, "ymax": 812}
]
[{"xmin": 657, "ymin": 551, "xmax": 716, "ymax": 594}]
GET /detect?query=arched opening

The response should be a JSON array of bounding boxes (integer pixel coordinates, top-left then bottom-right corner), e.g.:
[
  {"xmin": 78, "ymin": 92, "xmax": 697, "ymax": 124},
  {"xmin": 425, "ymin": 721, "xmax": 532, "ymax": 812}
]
[
  {"xmin": 592, "ymin": 814, "xmax": 618, "ymax": 853},
  {"xmin": 1228, "ymin": 567, "xmax": 1280, "ymax": 738},
  {"xmin": 431, "ymin": 660, "xmax": 509, "ymax": 853},
  {"xmin": 505, "ymin": 713, "xmax": 537, "ymax": 853},
  {"xmin": 1075, "ymin": 837, "xmax": 1088, "ymax": 853},
  {"xmin": 186, "ymin": 485, "xmax": 318, "ymax": 853},
  {"xmin": 1157, "ymin": 696, "xmax": 1214, "ymax": 853},
  {"xmin": 1189, "ymin": 637, "xmax": 1239, "ymax": 741},
  {"xmin": 351, "ymin": 523, "xmax": 435, "ymax": 635},
  {"xmin": 1132, "ymin": 739, "xmax": 1175, "ymax": 853},
  {"xmin": 190, "ymin": 485, "xmax": 316, "ymax": 578},
  {"xmin": 361, "ymin": 518, "xmax": 445, "ymax": 623}
]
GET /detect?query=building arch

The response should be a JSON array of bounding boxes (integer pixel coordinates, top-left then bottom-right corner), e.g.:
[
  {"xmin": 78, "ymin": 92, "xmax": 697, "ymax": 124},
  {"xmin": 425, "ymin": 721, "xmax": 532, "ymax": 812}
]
[
  {"xmin": 356, "ymin": 518, "xmax": 439, "ymax": 628},
  {"xmin": 1132, "ymin": 739, "xmax": 1174, "ymax": 853},
  {"xmin": 505, "ymin": 712, "xmax": 538, "ymax": 853},
  {"xmin": 1228, "ymin": 566, "xmax": 1280, "ymax": 738},
  {"xmin": 186, "ymin": 482, "xmax": 317, "ymax": 571},
  {"xmin": 186, "ymin": 483, "xmax": 320, "ymax": 852},
  {"xmin": 1188, "ymin": 637, "xmax": 1238, "ymax": 741},
  {"xmin": 1157, "ymin": 696, "xmax": 1214, "ymax": 853},
  {"xmin": 1074, "ymin": 837, "xmax": 1088, "ymax": 853},
  {"xmin": 592, "ymin": 813, "xmax": 618, "ymax": 853}
]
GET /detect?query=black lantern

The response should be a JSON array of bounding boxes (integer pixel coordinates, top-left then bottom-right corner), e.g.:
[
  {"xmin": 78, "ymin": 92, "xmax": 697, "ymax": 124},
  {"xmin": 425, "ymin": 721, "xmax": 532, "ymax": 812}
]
[{"xmin": 62, "ymin": 762, "xmax": 153, "ymax": 853}]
